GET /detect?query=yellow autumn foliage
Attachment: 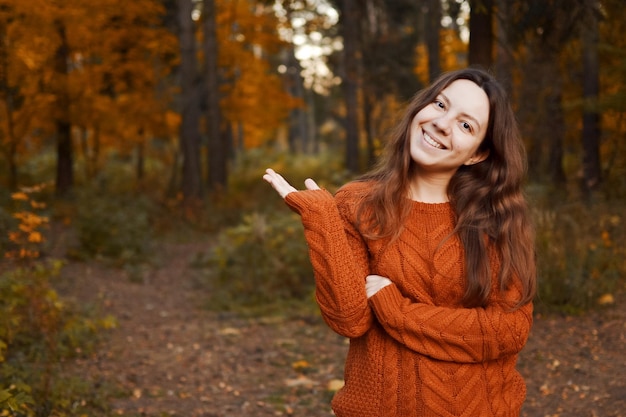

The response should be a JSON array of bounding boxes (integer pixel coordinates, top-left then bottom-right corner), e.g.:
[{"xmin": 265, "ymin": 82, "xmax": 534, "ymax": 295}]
[
  {"xmin": 217, "ymin": 0, "xmax": 302, "ymax": 149},
  {"xmin": 414, "ymin": 28, "xmax": 468, "ymax": 85}
]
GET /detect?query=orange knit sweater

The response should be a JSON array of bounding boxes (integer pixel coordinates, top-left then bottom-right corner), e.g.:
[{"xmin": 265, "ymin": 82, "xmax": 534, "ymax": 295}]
[{"xmin": 284, "ymin": 181, "xmax": 533, "ymax": 417}]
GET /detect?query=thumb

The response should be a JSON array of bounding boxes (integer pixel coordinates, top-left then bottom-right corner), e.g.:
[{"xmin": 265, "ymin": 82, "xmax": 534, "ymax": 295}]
[{"xmin": 304, "ymin": 178, "xmax": 321, "ymax": 190}]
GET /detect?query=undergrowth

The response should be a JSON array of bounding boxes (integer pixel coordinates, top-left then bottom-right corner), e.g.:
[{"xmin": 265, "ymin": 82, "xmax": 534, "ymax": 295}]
[
  {"xmin": 190, "ymin": 151, "xmax": 350, "ymax": 316},
  {"xmin": 1, "ymin": 186, "xmax": 117, "ymax": 416},
  {"xmin": 532, "ymin": 196, "xmax": 626, "ymax": 314},
  {"xmin": 192, "ymin": 211, "xmax": 316, "ymax": 315},
  {"xmin": 197, "ymin": 151, "xmax": 626, "ymax": 316},
  {"xmin": 68, "ymin": 189, "xmax": 157, "ymax": 267}
]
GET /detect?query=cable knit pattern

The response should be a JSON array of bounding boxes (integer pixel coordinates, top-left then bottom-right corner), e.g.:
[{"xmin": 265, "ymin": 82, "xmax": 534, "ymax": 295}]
[{"xmin": 285, "ymin": 181, "xmax": 533, "ymax": 417}]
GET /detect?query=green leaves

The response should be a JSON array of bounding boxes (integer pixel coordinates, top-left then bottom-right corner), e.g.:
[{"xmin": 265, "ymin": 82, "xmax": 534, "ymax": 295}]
[
  {"xmin": 0, "ymin": 382, "xmax": 34, "ymax": 416},
  {"xmin": 195, "ymin": 212, "xmax": 314, "ymax": 312}
]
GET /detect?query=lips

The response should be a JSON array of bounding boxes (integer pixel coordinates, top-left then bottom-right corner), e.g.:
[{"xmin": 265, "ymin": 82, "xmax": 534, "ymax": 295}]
[{"xmin": 423, "ymin": 132, "xmax": 446, "ymax": 149}]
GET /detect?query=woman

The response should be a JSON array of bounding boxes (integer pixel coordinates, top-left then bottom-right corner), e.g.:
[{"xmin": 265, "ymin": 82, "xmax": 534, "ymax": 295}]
[{"xmin": 263, "ymin": 67, "xmax": 536, "ymax": 417}]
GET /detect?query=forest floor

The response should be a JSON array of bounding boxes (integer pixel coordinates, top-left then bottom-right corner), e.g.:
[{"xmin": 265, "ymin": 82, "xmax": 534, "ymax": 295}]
[{"xmin": 56, "ymin": 240, "xmax": 626, "ymax": 417}]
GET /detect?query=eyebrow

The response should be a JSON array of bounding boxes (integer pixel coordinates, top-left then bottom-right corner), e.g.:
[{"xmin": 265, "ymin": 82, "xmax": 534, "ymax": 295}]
[{"xmin": 439, "ymin": 92, "xmax": 483, "ymax": 131}]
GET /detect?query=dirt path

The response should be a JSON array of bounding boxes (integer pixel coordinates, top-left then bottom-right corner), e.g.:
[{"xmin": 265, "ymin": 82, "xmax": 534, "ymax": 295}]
[{"xmin": 59, "ymin": 241, "xmax": 626, "ymax": 417}]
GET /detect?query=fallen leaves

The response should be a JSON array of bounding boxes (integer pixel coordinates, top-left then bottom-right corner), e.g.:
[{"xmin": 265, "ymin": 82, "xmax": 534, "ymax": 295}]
[
  {"xmin": 58, "ymin": 245, "xmax": 626, "ymax": 417},
  {"xmin": 597, "ymin": 293, "xmax": 615, "ymax": 306},
  {"xmin": 327, "ymin": 379, "xmax": 344, "ymax": 392},
  {"xmin": 284, "ymin": 375, "xmax": 318, "ymax": 388},
  {"xmin": 218, "ymin": 327, "xmax": 242, "ymax": 336}
]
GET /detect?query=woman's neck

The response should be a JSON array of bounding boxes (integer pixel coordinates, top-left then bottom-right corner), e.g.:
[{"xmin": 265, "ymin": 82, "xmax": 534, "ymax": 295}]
[{"xmin": 408, "ymin": 174, "xmax": 451, "ymax": 203}]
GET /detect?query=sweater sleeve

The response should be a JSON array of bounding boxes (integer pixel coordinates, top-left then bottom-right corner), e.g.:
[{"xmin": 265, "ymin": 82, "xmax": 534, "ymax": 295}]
[
  {"xmin": 368, "ymin": 278, "xmax": 533, "ymax": 363},
  {"xmin": 285, "ymin": 188, "xmax": 373, "ymax": 338}
]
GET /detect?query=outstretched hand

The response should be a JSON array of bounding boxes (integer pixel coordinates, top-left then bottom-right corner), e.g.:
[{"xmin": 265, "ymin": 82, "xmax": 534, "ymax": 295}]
[{"xmin": 262, "ymin": 168, "xmax": 320, "ymax": 199}]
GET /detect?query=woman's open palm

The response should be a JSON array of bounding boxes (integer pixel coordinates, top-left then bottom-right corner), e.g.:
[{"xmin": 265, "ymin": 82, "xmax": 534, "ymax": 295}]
[{"xmin": 263, "ymin": 168, "xmax": 320, "ymax": 199}]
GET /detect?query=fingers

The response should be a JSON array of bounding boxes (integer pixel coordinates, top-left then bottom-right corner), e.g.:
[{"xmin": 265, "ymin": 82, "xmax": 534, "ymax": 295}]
[
  {"xmin": 263, "ymin": 169, "xmax": 322, "ymax": 198},
  {"xmin": 365, "ymin": 275, "xmax": 392, "ymax": 298},
  {"xmin": 304, "ymin": 178, "xmax": 320, "ymax": 190},
  {"xmin": 263, "ymin": 168, "xmax": 296, "ymax": 199}
]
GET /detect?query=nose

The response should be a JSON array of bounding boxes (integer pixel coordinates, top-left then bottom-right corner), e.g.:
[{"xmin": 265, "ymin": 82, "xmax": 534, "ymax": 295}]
[{"xmin": 432, "ymin": 114, "xmax": 452, "ymax": 135}]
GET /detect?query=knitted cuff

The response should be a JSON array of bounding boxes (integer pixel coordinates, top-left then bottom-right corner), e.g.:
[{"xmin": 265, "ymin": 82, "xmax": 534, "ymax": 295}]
[
  {"xmin": 368, "ymin": 284, "xmax": 408, "ymax": 331},
  {"xmin": 284, "ymin": 189, "xmax": 335, "ymax": 216}
]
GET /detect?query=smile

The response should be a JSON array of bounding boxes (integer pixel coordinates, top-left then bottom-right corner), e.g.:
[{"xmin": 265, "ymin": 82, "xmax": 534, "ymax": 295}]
[{"xmin": 424, "ymin": 132, "xmax": 446, "ymax": 149}]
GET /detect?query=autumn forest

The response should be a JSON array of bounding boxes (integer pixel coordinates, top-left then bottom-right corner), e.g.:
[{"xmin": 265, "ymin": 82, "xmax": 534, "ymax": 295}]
[{"xmin": 1, "ymin": 0, "xmax": 626, "ymax": 416}]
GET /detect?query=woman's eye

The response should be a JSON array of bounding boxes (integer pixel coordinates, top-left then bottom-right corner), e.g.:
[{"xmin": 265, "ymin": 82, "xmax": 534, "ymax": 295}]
[
  {"xmin": 461, "ymin": 121, "xmax": 472, "ymax": 132},
  {"xmin": 434, "ymin": 100, "xmax": 445, "ymax": 109}
]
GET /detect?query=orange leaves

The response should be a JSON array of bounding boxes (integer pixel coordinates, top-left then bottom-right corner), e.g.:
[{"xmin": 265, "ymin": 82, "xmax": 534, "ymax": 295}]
[
  {"xmin": 414, "ymin": 28, "xmax": 468, "ymax": 84},
  {"xmin": 1, "ymin": 0, "xmax": 300, "ymax": 183},
  {"xmin": 0, "ymin": 0, "xmax": 178, "ymax": 171},
  {"xmin": 4, "ymin": 185, "xmax": 49, "ymax": 262},
  {"xmin": 223, "ymin": 59, "xmax": 302, "ymax": 148},
  {"xmin": 217, "ymin": 0, "xmax": 302, "ymax": 149}
]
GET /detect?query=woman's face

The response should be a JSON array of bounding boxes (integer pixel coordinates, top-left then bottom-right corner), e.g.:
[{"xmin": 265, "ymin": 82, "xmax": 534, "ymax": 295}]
[{"xmin": 409, "ymin": 79, "xmax": 490, "ymax": 177}]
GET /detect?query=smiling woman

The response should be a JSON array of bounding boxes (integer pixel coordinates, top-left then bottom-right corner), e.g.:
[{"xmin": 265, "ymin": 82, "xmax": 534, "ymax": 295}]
[
  {"xmin": 263, "ymin": 67, "xmax": 537, "ymax": 417},
  {"xmin": 407, "ymin": 78, "xmax": 491, "ymax": 200}
]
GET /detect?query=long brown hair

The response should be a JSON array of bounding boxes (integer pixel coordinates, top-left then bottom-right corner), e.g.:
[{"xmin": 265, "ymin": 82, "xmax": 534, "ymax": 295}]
[{"xmin": 356, "ymin": 67, "xmax": 536, "ymax": 309}]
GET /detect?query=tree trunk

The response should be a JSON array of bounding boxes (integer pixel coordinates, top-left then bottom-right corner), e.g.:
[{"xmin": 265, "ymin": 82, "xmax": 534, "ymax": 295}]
[
  {"xmin": 581, "ymin": 10, "xmax": 601, "ymax": 195},
  {"xmin": 306, "ymin": 88, "xmax": 317, "ymax": 154},
  {"xmin": 286, "ymin": 49, "xmax": 309, "ymax": 153},
  {"xmin": 136, "ymin": 131, "xmax": 145, "ymax": 182},
  {"xmin": 203, "ymin": 0, "xmax": 227, "ymax": 192},
  {"xmin": 54, "ymin": 20, "xmax": 73, "ymax": 197},
  {"xmin": 468, "ymin": 0, "xmax": 493, "ymax": 69},
  {"xmin": 339, "ymin": 0, "xmax": 361, "ymax": 174},
  {"xmin": 0, "ymin": 99, "xmax": 18, "ymax": 190},
  {"xmin": 494, "ymin": 0, "xmax": 513, "ymax": 95},
  {"xmin": 0, "ymin": 19, "xmax": 18, "ymax": 190},
  {"xmin": 93, "ymin": 127, "xmax": 100, "ymax": 177},
  {"xmin": 546, "ymin": 90, "xmax": 566, "ymax": 185},
  {"xmin": 177, "ymin": 0, "xmax": 203, "ymax": 202},
  {"xmin": 79, "ymin": 127, "xmax": 90, "ymax": 179},
  {"xmin": 56, "ymin": 119, "xmax": 73, "ymax": 196},
  {"xmin": 424, "ymin": 0, "xmax": 441, "ymax": 82},
  {"xmin": 363, "ymin": 94, "xmax": 378, "ymax": 168},
  {"xmin": 521, "ymin": 50, "xmax": 566, "ymax": 185}
]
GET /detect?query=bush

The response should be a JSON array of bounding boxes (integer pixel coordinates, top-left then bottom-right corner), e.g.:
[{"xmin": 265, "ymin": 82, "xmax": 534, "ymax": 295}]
[
  {"xmin": 0, "ymin": 261, "xmax": 117, "ymax": 416},
  {"xmin": 533, "ymin": 200, "xmax": 626, "ymax": 313},
  {"xmin": 71, "ymin": 191, "xmax": 156, "ymax": 266},
  {"xmin": 186, "ymin": 148, "xmax": 350, "ymax": 237},
  {"xmin": 194, "ymin": 212, "xmax": 315, "ymax": 313}
]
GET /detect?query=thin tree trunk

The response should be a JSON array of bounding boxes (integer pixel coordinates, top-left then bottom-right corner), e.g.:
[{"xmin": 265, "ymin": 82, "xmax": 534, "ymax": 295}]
[
  {"xmin": 524, "ymin": 59, "xmax": 566, "ymax": 184},
  {"xmin": 79, "ymin": 127, "xmax": 90, "ymax": 179},
  {"xmin": 166, "ymin": 150, "xmax": 180, "ymax": 199},
  {"xmin": 494, "ymin": 0, "xmax": 513, "ymax": 95},
  {"xmin": 581, "ymin": 9, "xmax": 601, "ymax": 195},
  {"xmin": 178, "ymin": 0, "xmax": 203, "ymax": 203},
  {"xmin": 339, "ymin": 0, "xmax": 361, "ymax": 173},
  {"xmin": 203, "ymin": 0, "xmax": 226, "ymax": 191},
  {"xmin": 0, "ymin": 20, "xmax": 18, "ymax": 189},
  {"xmin": 136, "ymin": 130, "xmax": 145, "ymax": 182},
  {"xmin": 0, "ymin": 95, "xmax": 18, "ymax": 190},
  {"xmin": 306, "ymin": 88, "xmax": 317, "ymax": 154},
  {"xmin": 546, "ymin": 90, "xmax": 566, "ymax": 185},
  {"xmin": 468, "ymin": 0, "xmax": 493, "ymax": 69},
  {"xmin": 92, "ymin": 127, "xmax": 100, "ymax": 177},
  {"xmin": 363, "ymin": 94, "xmax": 376, "ymax": 168},
  {"xmin": 284, "ymin": 48, "xmax": 310, "ymax": 153},
  {"xmin": 54, "ymin": 20, "xmax": 73, "ymax": 197},
  {"xmin": 424, "ymin": 0, "xmax": 441, "ymax": 82}
]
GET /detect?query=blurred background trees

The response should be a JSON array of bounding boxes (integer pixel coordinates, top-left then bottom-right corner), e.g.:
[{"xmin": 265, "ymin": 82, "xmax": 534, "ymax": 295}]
[
  {"xmin": 1, "ymin": 0, "xmax": 623, "ymax": 201},
  {"xmin": 2, "ymin": 0, "xmax": 626, "ymax": 413},
  {"xmin": 0, "ymin": 0, "xmax": 624, "ymax": 298}
]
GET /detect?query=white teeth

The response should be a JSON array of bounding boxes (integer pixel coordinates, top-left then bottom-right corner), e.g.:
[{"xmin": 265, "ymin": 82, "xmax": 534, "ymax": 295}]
[{"xmin": 424, "ymin": 133, "xmax": 444, "ymax": 149}]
